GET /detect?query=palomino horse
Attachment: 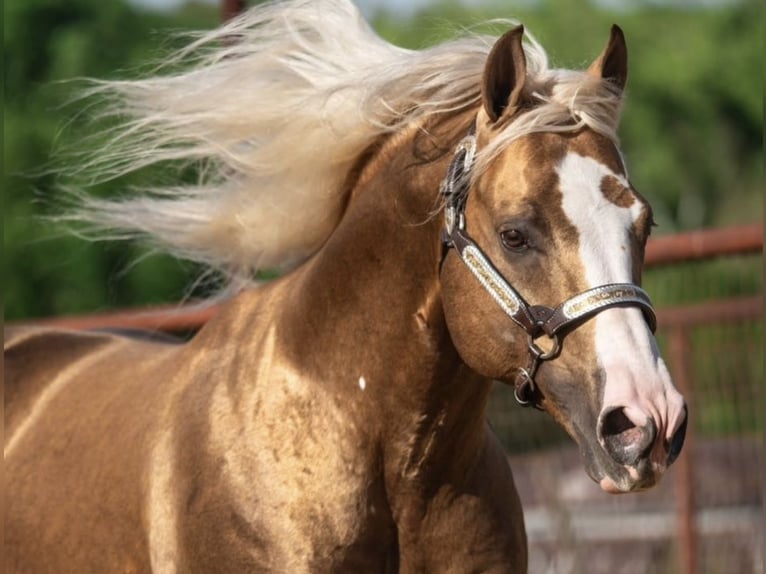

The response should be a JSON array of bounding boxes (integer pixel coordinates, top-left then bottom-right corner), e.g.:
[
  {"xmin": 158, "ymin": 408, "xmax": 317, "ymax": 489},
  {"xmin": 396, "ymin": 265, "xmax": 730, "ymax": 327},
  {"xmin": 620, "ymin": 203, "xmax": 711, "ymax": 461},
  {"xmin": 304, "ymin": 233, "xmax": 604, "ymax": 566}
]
[{"xmin": 5, "ymin": 1, "xmax": 687, "ymax": 571}]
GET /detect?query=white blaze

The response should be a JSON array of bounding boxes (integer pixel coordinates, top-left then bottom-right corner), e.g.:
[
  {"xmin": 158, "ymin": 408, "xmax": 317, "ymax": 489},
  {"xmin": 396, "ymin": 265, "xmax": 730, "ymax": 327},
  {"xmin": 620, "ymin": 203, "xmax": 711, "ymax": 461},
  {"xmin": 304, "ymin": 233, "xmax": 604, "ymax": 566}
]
[{"xmin": 557, "ymin": 152, "xmax": 685, "ymax": 444}]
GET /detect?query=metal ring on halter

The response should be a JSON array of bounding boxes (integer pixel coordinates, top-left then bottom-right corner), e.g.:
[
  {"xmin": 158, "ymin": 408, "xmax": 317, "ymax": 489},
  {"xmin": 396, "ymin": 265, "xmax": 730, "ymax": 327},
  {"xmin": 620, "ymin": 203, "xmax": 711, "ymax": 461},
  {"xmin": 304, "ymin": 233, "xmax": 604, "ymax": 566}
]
[
  {"xmin": 528, "ymin": 333, "xmax": 561, "ymax": 361},
  {"xmin": 514, "ymin": 333, "xmax": 560, "ymax": 407},
  {"xmin": 514, "ymin": 368, "xmax": 536, "ymax": 406}
]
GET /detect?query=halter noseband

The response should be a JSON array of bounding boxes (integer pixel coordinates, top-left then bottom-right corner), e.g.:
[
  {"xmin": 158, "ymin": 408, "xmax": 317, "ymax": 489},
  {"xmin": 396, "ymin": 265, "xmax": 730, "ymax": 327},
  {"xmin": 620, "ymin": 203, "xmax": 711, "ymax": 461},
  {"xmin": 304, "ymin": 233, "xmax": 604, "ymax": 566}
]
[{"xmin": 440, "ymin": 124, "xmax": 657, "ymax": 409}]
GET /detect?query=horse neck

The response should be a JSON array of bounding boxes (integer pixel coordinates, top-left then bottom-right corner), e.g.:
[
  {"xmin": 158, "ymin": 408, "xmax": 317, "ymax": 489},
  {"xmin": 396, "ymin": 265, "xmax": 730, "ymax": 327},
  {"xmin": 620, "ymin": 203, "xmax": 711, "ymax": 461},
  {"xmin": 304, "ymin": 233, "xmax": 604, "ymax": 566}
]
[{"xmin": 278, "ymin": 113, "xmax": 493, "ymax": 481}]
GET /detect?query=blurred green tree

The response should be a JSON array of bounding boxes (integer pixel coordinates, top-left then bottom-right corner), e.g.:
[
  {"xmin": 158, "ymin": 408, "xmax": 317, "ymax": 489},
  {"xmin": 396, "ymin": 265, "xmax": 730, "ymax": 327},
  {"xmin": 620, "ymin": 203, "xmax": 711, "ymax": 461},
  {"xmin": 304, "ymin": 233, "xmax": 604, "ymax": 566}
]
[
  {"xmin": 3, "ymin": 0, "xmax": 762, "ymax": 320},
  {"xmin": 4, "ymin": 0, "xmax": 219, "ymax": 320}
]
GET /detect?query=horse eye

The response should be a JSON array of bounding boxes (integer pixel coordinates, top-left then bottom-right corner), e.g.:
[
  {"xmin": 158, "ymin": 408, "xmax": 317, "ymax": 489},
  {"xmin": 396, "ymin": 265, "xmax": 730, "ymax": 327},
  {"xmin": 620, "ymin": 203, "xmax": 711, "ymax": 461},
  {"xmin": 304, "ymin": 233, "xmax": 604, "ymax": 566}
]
[{"xmin": 500, "ymin": 228, "xmax": 527, "ymax": 251}]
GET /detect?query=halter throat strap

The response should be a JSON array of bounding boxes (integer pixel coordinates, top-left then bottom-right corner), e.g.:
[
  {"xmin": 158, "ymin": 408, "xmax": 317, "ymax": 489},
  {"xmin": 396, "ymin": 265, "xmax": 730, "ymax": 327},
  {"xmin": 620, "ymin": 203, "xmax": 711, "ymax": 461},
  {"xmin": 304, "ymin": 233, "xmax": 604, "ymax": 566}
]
[{"xmin": 439, "ymin": 124, "xmax": 657, "ymax": 408}]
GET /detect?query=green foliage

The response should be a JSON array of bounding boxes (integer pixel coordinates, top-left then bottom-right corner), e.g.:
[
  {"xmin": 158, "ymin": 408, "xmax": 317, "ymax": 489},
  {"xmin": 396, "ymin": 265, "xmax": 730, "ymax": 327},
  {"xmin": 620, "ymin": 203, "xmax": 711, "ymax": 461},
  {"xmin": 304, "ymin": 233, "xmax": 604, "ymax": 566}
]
[
  {"xmin": 4, "ymin": 0, "xmax": 219, "ymax": 320},
  {"xmin": 3, "ymin": 0, "xmax": 763, "ymax": 320}
]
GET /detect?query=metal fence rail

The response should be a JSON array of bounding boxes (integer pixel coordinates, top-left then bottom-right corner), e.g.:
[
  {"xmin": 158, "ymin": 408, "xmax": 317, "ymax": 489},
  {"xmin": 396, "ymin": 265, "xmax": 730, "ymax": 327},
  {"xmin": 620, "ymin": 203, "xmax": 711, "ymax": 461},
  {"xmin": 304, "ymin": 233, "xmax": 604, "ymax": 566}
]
[
  {"xmin": 9, "ymin": 224, "xmax": 763, "ymax": 333},
  {"xmin": 644, "ymin": 223, "xmax": 762, "ymax": 266}
]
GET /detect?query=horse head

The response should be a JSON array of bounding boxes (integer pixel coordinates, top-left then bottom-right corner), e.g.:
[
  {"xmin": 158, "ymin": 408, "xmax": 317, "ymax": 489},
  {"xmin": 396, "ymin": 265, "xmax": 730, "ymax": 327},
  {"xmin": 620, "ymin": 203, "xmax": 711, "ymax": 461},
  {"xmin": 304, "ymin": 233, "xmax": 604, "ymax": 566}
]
[{"xmin": 439, "ymin": 25, "xmax": 687, "ymax": 493}]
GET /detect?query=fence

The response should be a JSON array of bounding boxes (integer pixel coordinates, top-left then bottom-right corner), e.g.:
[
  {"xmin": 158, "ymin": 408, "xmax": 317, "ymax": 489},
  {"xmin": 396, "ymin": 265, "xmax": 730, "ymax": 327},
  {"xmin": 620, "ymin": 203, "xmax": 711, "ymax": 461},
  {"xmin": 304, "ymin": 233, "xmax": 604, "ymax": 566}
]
[
  {"xmin": 489, "ymin": 223, "xmax": 763, "ymax": 573},
  {"xmin": 9, "ymin": 224, "xmax": 764, "ymax": 573}
]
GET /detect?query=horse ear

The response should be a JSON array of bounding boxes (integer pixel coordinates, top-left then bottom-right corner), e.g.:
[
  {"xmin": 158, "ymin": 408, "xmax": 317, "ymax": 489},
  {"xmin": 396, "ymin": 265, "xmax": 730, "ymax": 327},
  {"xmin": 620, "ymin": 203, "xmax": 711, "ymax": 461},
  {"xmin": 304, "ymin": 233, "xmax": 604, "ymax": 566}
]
[
  {"xmin": 481, "ymin": 25, "xmax": 529, "ymax": 123},
  {"xmin": 587, "ymin": 25, "xmax": 628, "ymax": 91}
]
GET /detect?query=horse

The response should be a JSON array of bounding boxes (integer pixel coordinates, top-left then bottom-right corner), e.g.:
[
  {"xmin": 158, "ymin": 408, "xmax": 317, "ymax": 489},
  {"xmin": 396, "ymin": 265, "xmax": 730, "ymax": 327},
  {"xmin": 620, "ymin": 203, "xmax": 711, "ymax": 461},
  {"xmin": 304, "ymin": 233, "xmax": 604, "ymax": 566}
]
[{"xmin": 4, "ymin": 1, "xmax": 688, "ymax": 571}]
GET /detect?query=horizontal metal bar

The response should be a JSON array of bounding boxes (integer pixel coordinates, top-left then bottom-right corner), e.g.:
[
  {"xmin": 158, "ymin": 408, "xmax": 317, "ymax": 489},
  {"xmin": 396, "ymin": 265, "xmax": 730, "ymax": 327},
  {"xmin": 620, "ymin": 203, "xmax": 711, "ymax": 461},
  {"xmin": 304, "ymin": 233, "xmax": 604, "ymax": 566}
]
[
  {"xmin": 657, "ymin": 295, "xmax": 762, "ymax": 329},
  {"xmin": 645, "ymin": 223, "xmax": 762, "ymax": 267},
  {"xmin": 7, "ymin": 225, "xmax": 762, "ymax": 333},
  {"xmin": 13, "ymin": 295, "xmax": 762, "ymax": 334},
  {"xmin": 13, "ymin": 304, "xmax": 222, "ymax": 333},
  {"xmin": 523, "ymin": 505, "xmax": 762, "ymax": 543}
]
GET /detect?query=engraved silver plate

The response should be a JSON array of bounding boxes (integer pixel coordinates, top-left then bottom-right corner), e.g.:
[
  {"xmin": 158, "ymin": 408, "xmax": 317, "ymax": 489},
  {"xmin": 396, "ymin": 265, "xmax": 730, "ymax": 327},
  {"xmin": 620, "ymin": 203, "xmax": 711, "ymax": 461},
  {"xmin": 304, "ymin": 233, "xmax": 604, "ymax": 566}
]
[
  {"xmin": 462, "ymin": 245, "xmax": 522, "ymax": 317},
  {"xmin": 562, "ymin": 284, "xmax": 650, "ymax": 320}
]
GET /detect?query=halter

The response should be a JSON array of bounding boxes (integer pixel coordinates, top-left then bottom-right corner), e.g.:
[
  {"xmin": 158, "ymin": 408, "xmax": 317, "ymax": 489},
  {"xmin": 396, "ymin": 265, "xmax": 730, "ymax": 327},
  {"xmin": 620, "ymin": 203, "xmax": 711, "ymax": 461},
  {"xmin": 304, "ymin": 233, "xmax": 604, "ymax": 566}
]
[{"xmin": 440, "ymin": 125, "xmax": 657, "ymax": 409}]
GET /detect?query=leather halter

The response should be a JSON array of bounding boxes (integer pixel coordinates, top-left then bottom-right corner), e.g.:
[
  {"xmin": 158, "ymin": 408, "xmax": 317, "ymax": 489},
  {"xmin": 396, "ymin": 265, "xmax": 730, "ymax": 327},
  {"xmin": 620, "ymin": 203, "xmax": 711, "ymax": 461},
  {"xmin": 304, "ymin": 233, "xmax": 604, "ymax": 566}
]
[{"xmin": 439, "ymin": 125, "xmax": 657, "ymax": 409}]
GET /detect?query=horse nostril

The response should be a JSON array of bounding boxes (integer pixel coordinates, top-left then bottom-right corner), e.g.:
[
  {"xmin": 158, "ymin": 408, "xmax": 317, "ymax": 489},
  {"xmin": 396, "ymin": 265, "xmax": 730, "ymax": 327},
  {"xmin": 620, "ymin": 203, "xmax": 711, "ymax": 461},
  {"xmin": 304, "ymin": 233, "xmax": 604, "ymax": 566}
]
[
  {"xmin": 598, "ymin": 407, "xmax": 656, "ymax": 466},
  {"xmin": 667, "ymin": 406, "xmax": 688, "ymax": 466}
]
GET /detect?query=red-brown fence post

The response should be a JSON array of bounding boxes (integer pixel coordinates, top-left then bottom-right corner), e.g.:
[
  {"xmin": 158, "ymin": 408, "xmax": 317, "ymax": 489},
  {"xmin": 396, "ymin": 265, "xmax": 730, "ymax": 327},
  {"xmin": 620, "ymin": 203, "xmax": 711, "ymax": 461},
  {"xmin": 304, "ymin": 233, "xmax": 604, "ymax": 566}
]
[
  {"xmin": 222, "ymin": 0, "xmax": 246, "ymax": 22},
  {"xmin": 668, "ymin": 325, "xmax": 697, "ymax": 574}
]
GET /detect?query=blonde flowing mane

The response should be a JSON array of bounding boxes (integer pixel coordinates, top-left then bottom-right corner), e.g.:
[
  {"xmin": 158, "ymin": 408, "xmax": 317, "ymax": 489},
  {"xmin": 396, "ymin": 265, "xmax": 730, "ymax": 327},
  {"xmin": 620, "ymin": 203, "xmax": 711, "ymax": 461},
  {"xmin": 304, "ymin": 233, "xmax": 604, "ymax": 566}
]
[{"xmin": 66, "ymin": 0, "xmax": 622, "ymax": 287}]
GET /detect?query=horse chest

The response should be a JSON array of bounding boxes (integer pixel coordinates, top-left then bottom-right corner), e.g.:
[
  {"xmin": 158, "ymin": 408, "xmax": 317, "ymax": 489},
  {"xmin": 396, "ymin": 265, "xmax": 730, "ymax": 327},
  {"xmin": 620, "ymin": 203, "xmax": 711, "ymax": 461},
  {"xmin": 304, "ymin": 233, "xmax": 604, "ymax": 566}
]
[{"xmin": 166, "ymin": 368, "xmax": 397, "ymax": 571}]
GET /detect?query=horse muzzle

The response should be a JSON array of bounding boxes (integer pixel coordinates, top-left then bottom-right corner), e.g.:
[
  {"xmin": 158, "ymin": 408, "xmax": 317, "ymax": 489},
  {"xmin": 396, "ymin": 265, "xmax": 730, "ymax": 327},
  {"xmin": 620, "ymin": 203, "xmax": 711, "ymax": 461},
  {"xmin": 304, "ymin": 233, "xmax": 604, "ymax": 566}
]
[{"xmin": 593, "ymin": 404, "xmax": 688, "ymax": 493}]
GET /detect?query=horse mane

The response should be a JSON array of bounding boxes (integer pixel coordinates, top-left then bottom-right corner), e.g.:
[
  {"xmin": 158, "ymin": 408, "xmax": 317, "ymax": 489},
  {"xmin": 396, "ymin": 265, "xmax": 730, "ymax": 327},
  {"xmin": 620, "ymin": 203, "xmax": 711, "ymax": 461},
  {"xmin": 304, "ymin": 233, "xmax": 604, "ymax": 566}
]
[{"xmin": 63, "ymin": 0, "xmax": 623, "ymax": 289}]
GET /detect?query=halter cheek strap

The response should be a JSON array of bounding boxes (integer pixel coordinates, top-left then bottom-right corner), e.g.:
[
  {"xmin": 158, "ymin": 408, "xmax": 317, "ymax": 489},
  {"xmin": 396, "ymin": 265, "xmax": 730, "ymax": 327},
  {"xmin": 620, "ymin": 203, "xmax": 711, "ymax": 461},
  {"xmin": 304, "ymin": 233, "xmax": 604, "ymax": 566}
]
[{"xmin": 439, "ymin": 125, "xmax": 657, "ymax": 409}]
